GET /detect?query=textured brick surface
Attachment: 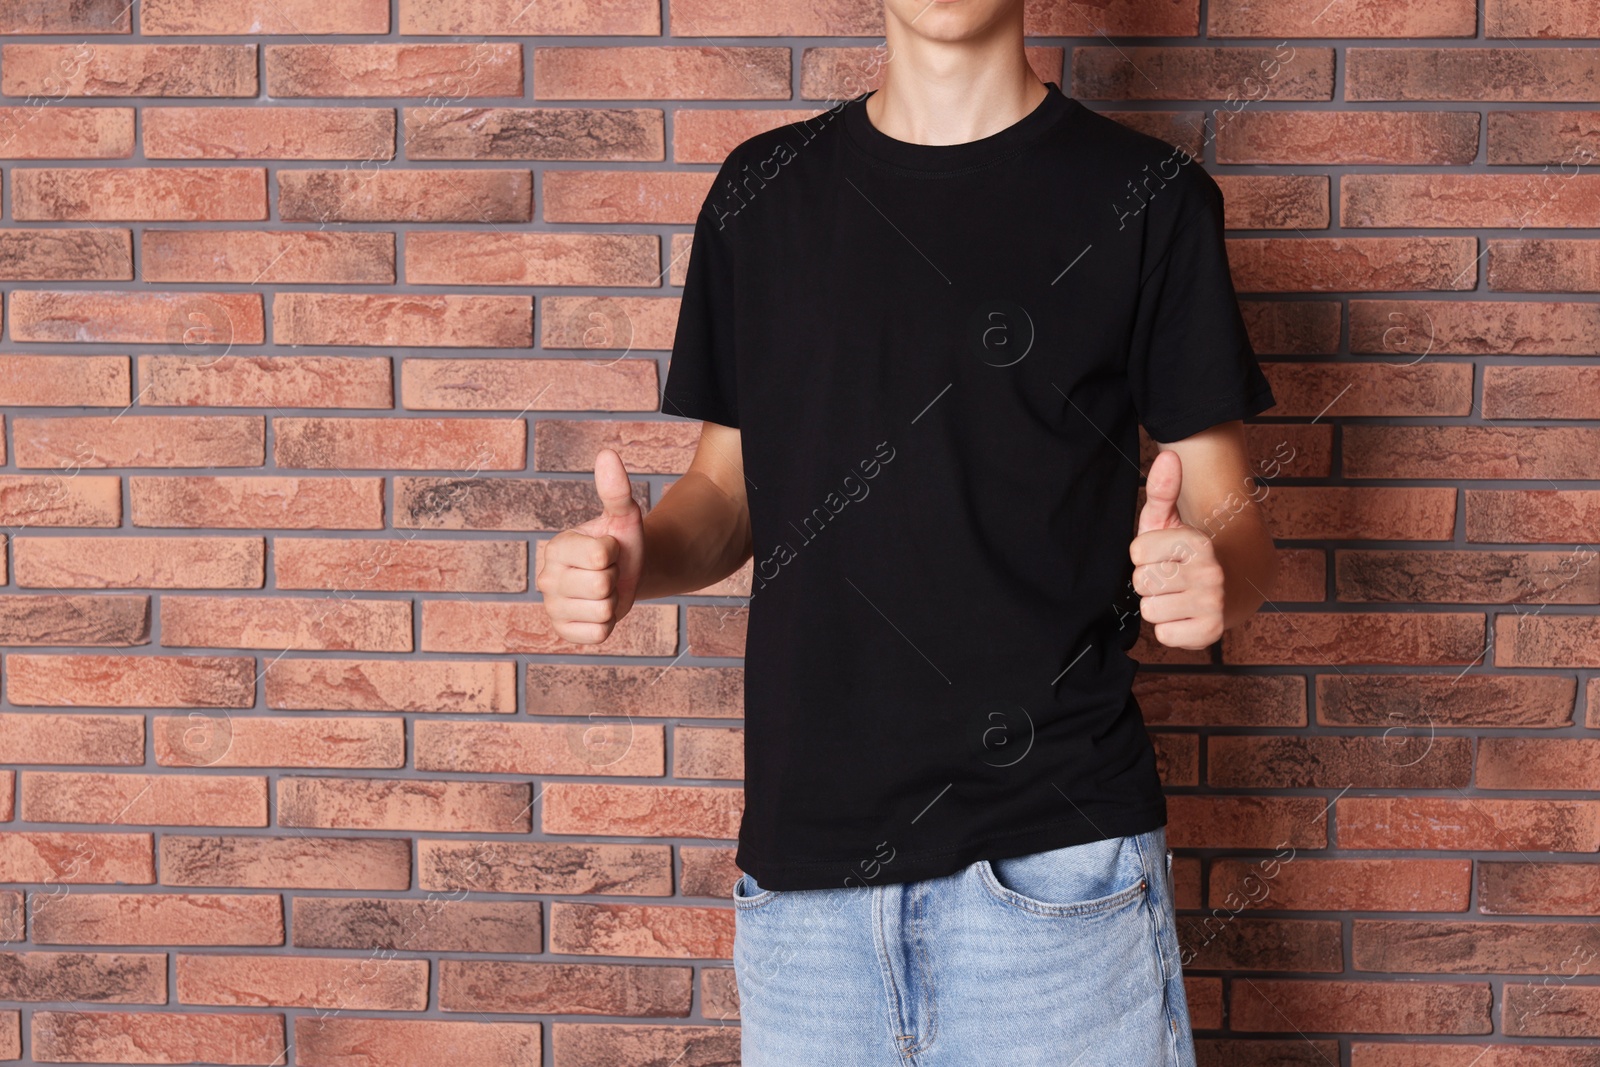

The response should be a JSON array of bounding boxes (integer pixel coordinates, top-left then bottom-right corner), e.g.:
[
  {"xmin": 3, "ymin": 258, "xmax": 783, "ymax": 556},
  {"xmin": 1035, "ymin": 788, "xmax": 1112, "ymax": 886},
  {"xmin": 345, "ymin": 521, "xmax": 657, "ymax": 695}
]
[{"xmin": 0, "ymin": 8, "xmax": 1589, "ymax": 1064}]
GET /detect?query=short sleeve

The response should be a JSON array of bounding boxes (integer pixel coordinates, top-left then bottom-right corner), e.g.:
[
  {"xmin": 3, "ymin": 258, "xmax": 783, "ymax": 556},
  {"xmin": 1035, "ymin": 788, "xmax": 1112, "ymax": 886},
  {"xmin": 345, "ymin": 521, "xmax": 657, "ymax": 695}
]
[
  {"xmin": 1126, "ymin": 172, "xmax": 1276, "ymax": 444},
  {"xmin": 660, "ymin": 192, "xmax": 740, "ymax": 429}
]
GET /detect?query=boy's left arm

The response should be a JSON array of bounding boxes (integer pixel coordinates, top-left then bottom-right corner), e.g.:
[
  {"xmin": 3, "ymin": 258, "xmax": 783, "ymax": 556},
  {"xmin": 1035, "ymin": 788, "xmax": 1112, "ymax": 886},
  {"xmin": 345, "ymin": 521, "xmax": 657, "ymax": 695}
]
[{"xmin": 1129, "ymin": 419, "xmax": 1279, "ymax": 650}]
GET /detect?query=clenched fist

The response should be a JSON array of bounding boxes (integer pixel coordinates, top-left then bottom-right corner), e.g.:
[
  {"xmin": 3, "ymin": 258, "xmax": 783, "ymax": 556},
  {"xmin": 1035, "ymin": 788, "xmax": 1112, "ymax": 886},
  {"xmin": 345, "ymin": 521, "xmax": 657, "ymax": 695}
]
[
  {"xmin": 1129, "ymin": 449, "xmax": 1226, "ymax": 651},
  {"xmin": 535, "ymin": 447, "xmax": 644, "ymax": 645}
]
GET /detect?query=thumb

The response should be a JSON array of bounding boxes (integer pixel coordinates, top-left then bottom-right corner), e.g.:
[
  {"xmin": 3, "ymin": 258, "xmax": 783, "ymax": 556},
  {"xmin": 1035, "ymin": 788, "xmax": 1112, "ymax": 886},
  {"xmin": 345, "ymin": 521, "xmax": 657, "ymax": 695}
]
[
  {"xmin": 1136, "ymin": 449, "xmax": 1185, "ymax": 536},
  {"xmin": 593, "ymin": 448, "xmax": 638, "ymax": 520}
]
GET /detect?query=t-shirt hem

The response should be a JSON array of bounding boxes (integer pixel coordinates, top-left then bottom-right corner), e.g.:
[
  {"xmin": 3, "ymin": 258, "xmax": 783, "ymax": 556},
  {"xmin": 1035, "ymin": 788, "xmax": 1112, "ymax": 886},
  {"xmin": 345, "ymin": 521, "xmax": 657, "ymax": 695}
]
[
  {"xmin": 735, "ymin": 796, "xmax": 1169, "ymax": 892},
  {"xmin": 1144, "ymin": 380, "xmax": 1277, "ymax": 444},
  {"xmin": 659, "ymin": 388, "xmax": 738, "ymax": 429}
]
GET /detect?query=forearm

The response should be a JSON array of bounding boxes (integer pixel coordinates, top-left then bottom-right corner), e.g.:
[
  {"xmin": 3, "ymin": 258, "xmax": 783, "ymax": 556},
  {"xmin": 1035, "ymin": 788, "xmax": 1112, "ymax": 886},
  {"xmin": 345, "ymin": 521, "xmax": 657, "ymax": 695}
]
[
  {"xmin": 1210, "ymin": 510, "xmax": 1278, "ymax": 630},
  {"xmin": 635, "ymin": 469, "xmax": 753, "ymax": 601}
]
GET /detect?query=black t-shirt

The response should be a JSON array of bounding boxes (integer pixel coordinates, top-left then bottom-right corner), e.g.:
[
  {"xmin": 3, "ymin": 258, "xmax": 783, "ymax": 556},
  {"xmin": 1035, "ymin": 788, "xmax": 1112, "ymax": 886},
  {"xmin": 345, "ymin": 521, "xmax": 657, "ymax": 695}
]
[{"xmin": 660, "ymin": 81, "xmax": 1275, "ymax": 891}]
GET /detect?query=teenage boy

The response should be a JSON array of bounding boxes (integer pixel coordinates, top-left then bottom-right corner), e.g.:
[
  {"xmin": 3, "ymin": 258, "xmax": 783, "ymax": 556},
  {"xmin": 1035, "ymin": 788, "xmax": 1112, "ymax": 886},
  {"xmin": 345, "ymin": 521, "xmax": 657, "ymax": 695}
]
[{"xmin": 535, "ymin": 1, "xmax": 1279, "ymax": 1063}]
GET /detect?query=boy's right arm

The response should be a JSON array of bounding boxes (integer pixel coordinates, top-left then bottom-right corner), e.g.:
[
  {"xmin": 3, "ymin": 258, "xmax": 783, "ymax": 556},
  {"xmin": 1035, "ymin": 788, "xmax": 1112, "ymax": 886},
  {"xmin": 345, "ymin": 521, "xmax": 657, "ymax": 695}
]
[{"xmin": 535, "ymin": 420, "xmax": 752, "ymax": 645}]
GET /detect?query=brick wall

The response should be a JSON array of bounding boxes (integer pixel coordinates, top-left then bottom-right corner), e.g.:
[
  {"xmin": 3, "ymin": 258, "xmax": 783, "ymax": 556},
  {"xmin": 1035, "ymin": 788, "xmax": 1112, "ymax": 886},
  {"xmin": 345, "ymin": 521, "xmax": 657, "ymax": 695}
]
[{"xmin": 0, "ymin": 0, "xmax": 1596, "ymax": 1064}]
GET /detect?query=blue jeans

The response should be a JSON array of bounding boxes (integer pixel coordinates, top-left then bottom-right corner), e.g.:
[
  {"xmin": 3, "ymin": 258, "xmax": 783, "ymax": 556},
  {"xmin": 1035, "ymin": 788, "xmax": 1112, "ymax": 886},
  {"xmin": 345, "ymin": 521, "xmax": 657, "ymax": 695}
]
[{"xmin": 732, "ymin": 824, "xmax": 1195, "ymax": 1066}]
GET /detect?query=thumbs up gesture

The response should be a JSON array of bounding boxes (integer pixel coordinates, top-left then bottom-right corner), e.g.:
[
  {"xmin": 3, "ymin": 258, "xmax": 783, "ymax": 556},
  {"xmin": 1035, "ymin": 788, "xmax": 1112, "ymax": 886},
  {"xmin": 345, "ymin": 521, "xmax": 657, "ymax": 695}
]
[
  {"xmin": 1130, "ymin": 449, "xmax": 1226, "ymax": 651},
  {"xmin": 535, "ymin": 448, "xmax": 645, "ymax": 645}
]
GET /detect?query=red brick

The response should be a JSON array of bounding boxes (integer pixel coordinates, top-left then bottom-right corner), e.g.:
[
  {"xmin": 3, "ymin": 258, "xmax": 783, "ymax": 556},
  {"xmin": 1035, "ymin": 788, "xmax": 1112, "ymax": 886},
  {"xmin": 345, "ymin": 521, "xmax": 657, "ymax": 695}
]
[
  {"xmin": 1356, "ymin": 1045, "xmax": 1600, "ymax": 1066},
  {"xmin": 1164, "ymin": 795, "xmax": 1329, "ymax": 850},
  {"xmin": 552, "ymin": 1023, "xmax": 739, "ymax": 1067},
  {"xmin": 1495, "ymin": 614, "xmax": 1600, "ymax": 668},
  {"xmin": 1261, "ymin": 486, "xmax": 1456, "ymax": 540},
  {"xmin": 0, "ymin": 593, "xmax": 146, "ymax": 646},
  {"xmin": 1180, "ymin": 915, "xmax": 1342, "ymax": 972},
  {"xmin": 400, "ymin": 0, "xmax": 658, "ymax": 35},
  {"xmin": 177, "ymin": 954, "xmax": 426, "ymax": 1010},
  {"xmin": 1338, "ymin": 796, "xmax": 1600, "ymax": 851},
  {"xmin": 1346, "ymin": 425, "xmax": 1597, "ymax": 480},
  {"xmin": 140, "ymin": 0, "xmax": 389, "ymax": 34},
  {"xmin": 1479, "ymin": 861, "xmax": 1600, "ymax": 915},
  {"xmin": 142, "ymin": 230, "xmax": 393, "ymax": 284},
  {"xmin": 1228, "ymin": 237, "xmax": 1475, "ymax": 292},
  {"xmin": 0, "ymin": 229, "xmax": 131, "ymax": 281},
  {"xmin": 293, "ymin": 1017, "xmax": 539, "ymax": 1067},
  {"xmin": 674, "ymin": 726, "xmax": 744, "ymax": 780},
  {"xmin": 0, "ymin": 107, "xmax": 133, "ymax": 159},
  {"xmin": 7, "ymin": 654, "xmax": 254, "ymax": 709},
  {"xmin": 273, "ymin": 538, "xmax": 525, "ymax": 593},
  {"xmin": 402, "ymin": 358, "xmax": 657, "ymax": 412},
  {"xmin": 0, "ymin": 711, "xmax": 144, "ymax": 765},
  {"xmin": 1487, "ymin": 0, "xmax": 1600, "ymax": 37},
  {"xmin": 1490, "ymin": 239, "xmax": 1600, "ymax": 292},
  {"xmin": 1215, "ymin": 110, "xmax": 1480, "ymax": 164},
  {"xmin": 144, "ymin": 107, "xmax": 393, "ymax": 160},
  {"xmin": 1072, "ymin": 47, "xmax": 1334, "ymax": 101},
  {"xmin": 1263, "ymin": 362, "xmax": 1472, "ymax": 419},
  {"xmin": 1356, "ymin": 919, "xmax": 1600, "ymax": 974},
  {"xmin": 1208, "ymin": 735, "xmax": 1471, "ymax": 789},
  {"xmin": 262, "ymin": 658, "xmax": 516, "ymax": 714},
  {"xmin": 30, "ymin": 893, "xmax": 282, "ymax": 945},
  {"xmin": 31, "ymin": 1011, "xmax": 286, "ymax": 1064},
  {"xmin": 278, "ymin": 776, "xmax": 531, "ymax": 833},
  {"xmin": 139, "ymin": 355, "xmax": 393, "ymax": 409},
  {"xmin": 549, "ymin": 901, "xmax": 732, "ymax": 959},
  {"xmin": 1338, "ymin": 549, "xmax": 1600, "ymax": 604},
  {"xmin": 0, "ymin": 0, "xmax": 129, "ymax": 33},
  {"xmin": 526, "ymin": 664, "xmax": 742, "ymax": 719},
  {"xmin": 1348, "ymin": 48, "xmax": 1600, "ymax": 102},
  {"xmin": 1214, "ymin": 176, "xmax": 1329, "ymax": 230},
  {"xmin": 154, "ymin": 714, "xmax": 403, "ymax": 769},
  {"xmin": 1230, "ymin": 979, "xmax": 1491, "ymax": 1035},
  {"xmin": 420, "ymin": 600, "xmax": 676, "ymax": 655},
  {"xmin": 160, "ymin": 834, "xmax": 410, "ymax": 889},
  {"xmin": 21, "ymin": 771, "xmax": 264, "ymax": 826},
  {"xmin": 1478, "ymin": 738, "xmax": 1600, "ymax": 791},
  {"xmin": 0, "ymin": 831, "xmax": 152, "ymax": 884},
  {"xmin": 1466, "ymin": 490, "xmax": 1600, "ymax": 543},
  {"xmin": 131, "ymin": 476, "xmax": 385, "ymax": 530},
  {"xmin": 12, "ymin": 167, "xmax": 265, "ymax": 221},
  {"xmin": 8, "ymin": 290, "xmax": 263, "ymax": 345},
  {"xmin": 1503, "ymin": 985, "xmax": 1600, "ymax": 1037},
  {"xmin": 279, "ymin": 169, "xmax": 532, "ymax": 222},
  {"xmin": 160, "ymin": 595, "xmax": 409, "ymax": 651},
  {"xmin": 542, "ymin": 170, "xmax": 708, "ymax": 225},
  {"xmin": 672, "ymin": 106, "xmax": 832, "ymax": 163},
  {"xmin": 13, "ymin": 536, "xmax": 263, "ymax": 589},
  {"xmin": 414, "ymin": 720, "xmax": 663, "ymax": 777},
  {"xmin": 265, "ymin": 43, "xmax": 523, "ymax": 98},
  {"xmin": 404, "ymin": 232, "xmax": 658, "ymax": 286},
  {"xmin": 1226, "ymin": 611, "xmax": 1483, "ymax": 666},
  {"xmin": 0, "ymin": 952, "xmax": 165, "ymax": 1004},
  {"xmin": 1344, "ymin": 173, "xmax": 1600, "ymax": 228},
  {"xmin": 0, "ymin": 354, "xmax": 129, "ymax": 406},
  {"xmin": 438, "ymin": 959, "xmax": 691, "ymax": 1016},
  {"xmin": 1209, "ymin": 858, "xmax": 1471, "ymax": 912},
  {"xmin": 542, "ymin": 782, "xmax": 741, "ymax": 839},
  {"xmin": 13, "ymin": 415, "xmax": 263, "ymax": 469},
  {"xmin": 403, "ymin": 108, "xmax": 663, "ymax": 161},
  {"xmin": 532, "ymin": 419, "xmax": 698, "ymax": 475},
  {"xmin": 1350, "ymin": 300, "xmax": 1600, "ymax": 355},
  {"xmin": 0, "ymin": 44, "xmax": 256, "ymax": 97},
  {"xmin": 1209, "ymin": 0, "xmax": 1475, "ymax": 37},
  {"xmin": 1488, "ymin": 110, "xmax": 1600, "ymax": 164},
  {"xmin": 274, "ymin": 417, "xmax": 525, "ymax": 471},
  {"xmin": 1483, "ymin": 366, "xmax": 1600, "ymax": 419},
  {"xmin": 273, "ymin": 293, "xmax": 530, "ymax": 348},
  {"xmin": 417, "ymin": 839, "xmax": 671, "ymax": 895},
  {"xmin": 1318, "ymin": 673, "xmax": 1576, "ymax": 728},
  {"xmin": 398, "ymin": 475, "xmax": 649, "ymax": 532},
  {"xmin": 533, "ymin": 47, "xmax": 789, "ymax": 100}
]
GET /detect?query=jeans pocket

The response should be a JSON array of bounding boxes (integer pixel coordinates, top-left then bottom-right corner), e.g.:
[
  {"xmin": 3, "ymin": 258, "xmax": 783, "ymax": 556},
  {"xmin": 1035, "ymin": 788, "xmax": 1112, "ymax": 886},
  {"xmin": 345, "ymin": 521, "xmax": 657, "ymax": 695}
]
[
  {"xmin": 733, "ymin": 870, "xmax": 781, "ymax": 911},
  {"xmin": 980, "ymin": 834, "xmax": 1148, "ymax": 918}
]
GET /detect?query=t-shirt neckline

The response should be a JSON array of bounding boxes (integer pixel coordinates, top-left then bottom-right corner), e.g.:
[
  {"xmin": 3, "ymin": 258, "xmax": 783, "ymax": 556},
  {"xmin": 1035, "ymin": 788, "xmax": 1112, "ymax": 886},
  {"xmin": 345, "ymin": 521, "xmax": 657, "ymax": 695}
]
[{"xmin": 842, "ymin": 79, "xmax": 1076, "ymax": 174}]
